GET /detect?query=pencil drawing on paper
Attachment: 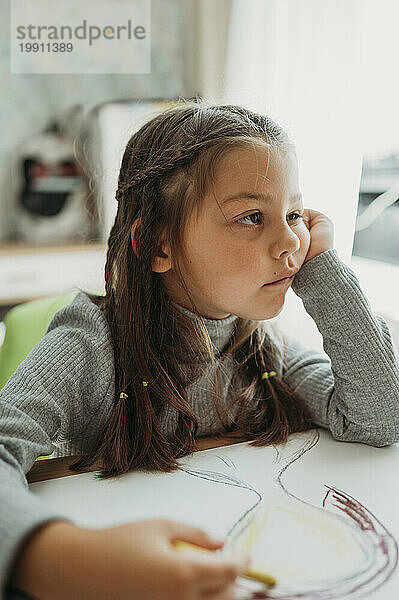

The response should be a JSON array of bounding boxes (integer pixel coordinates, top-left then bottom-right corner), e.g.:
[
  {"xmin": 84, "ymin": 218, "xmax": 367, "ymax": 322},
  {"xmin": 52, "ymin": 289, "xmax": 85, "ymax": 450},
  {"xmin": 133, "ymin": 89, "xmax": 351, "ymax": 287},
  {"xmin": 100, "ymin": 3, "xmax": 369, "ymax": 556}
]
[{"xmin": 179, "ymin": 430, "xmax": 398, "ymax": 599}]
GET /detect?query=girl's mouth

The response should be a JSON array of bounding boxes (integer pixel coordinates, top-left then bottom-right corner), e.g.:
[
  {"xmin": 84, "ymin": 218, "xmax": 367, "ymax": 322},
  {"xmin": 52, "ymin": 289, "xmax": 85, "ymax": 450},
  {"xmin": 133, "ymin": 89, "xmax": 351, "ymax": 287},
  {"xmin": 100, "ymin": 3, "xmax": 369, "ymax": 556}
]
[{"xmin": 263, "ymin": 275, "xmax": 294, "ymax": 287}]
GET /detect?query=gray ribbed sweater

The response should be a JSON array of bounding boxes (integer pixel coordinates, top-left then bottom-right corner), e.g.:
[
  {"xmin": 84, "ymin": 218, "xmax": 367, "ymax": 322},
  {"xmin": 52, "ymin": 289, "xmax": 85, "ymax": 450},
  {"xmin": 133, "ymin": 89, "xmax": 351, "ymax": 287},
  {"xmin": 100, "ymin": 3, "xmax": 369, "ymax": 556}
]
[{"xmin": 1, "ymin": 248, "xmax": 399, "ymax": 599}]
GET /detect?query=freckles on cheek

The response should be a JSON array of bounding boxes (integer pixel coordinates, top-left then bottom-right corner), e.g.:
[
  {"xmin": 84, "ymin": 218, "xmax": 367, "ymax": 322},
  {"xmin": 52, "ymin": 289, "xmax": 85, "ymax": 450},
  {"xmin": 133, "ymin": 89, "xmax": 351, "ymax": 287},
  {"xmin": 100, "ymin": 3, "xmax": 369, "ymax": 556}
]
[
  {"xmin": 211, "ymin": 249, "xmax": 249, "ymax": 287},
  {"xmin": 224, "ymin": 245, "xmax": 252, "ymax": 268}
]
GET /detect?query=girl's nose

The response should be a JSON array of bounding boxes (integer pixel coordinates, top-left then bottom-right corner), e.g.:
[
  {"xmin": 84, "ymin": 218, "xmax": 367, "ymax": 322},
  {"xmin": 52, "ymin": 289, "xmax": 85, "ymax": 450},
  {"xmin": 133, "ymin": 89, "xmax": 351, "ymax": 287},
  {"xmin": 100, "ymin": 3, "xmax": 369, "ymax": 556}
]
[{"xmin": 268, "ymin": 222, "xmax": 301, "ymax": 258}]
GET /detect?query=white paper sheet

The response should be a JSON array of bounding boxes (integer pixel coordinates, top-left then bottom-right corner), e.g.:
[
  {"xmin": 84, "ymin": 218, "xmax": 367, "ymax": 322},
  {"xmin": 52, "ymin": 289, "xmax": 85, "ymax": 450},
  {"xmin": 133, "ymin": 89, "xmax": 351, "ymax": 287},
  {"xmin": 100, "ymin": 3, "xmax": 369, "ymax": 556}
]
[{"xmin": 30, "ymin": 429, "xmax": 399, "ymax": 599}]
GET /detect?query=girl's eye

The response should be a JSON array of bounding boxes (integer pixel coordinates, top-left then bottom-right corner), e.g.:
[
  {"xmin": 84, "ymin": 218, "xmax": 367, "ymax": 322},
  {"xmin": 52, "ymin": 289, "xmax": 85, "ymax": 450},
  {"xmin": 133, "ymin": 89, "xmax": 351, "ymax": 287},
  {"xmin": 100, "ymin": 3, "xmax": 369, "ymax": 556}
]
[{"xmin": 237, "ymin": 211, "xmax": 304, "ymax": 227}]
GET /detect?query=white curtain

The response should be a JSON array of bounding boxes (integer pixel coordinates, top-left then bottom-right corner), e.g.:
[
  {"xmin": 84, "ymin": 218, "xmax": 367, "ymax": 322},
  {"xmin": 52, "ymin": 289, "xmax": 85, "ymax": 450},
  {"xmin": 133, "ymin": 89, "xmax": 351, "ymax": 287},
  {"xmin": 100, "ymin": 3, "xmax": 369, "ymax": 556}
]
[
  {"xmin": 223, "ymin": 0, "xmax": 366, "ymax": 263},
  {"xmin": 219, "ymin": 0, "xmax": 384, "ymax": 350}
]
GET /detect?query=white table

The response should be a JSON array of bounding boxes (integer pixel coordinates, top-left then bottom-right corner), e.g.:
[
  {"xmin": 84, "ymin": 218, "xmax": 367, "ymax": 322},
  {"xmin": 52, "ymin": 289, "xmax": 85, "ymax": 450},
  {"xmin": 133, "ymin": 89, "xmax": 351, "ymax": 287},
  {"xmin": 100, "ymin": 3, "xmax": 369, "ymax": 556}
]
[{"xmin": 28, "ymin": 428, "xmax": 399, "ymax": 600}]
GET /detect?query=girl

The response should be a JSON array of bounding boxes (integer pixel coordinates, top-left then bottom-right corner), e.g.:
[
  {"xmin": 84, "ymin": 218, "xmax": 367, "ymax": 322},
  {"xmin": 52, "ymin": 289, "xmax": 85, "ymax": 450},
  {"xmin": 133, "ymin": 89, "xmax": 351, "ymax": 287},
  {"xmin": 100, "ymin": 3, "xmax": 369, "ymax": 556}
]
[{"xmin": 2, "ymin": 102, "xmax": 399, "ymax": 600}]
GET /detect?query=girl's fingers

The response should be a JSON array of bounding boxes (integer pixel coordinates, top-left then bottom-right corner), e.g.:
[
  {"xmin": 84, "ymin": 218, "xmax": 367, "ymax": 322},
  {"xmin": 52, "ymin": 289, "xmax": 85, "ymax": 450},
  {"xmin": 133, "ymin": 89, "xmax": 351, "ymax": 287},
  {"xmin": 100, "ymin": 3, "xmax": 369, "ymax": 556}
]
[
  {"xmin": 165, "ymin": 519, "xmax": 225, "ymax": 550},
  {"xmin": 194, "ymin": 553, "xmax": 250, "ymax": 588},
  {"xmin": 163, "ymin": 519, "xmax": 249, "ymax": 593},
  {"xmin": 202, "ymin": 580, "xmax": 236, "ymax": 599}
]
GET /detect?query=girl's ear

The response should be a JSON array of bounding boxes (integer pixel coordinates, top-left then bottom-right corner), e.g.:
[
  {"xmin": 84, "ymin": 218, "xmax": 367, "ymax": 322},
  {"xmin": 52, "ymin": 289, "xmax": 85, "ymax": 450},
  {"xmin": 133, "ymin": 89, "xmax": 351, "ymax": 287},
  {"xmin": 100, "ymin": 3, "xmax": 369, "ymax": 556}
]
[{"xmin": 130, "ymin": 218, "xmax": 172, "ymax": 273}]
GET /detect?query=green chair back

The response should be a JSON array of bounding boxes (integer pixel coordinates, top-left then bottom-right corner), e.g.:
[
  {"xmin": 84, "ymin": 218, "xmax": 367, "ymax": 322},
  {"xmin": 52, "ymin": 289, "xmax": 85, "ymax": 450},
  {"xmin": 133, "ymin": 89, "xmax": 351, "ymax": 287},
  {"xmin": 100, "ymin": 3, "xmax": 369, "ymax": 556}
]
[
  {"xmin": 0, "ymin": 291, "xmax": 79, "ymax": 389},
  {"xmin": 0, "ymin": 289, "xmax": 104, "ymax": 461}
]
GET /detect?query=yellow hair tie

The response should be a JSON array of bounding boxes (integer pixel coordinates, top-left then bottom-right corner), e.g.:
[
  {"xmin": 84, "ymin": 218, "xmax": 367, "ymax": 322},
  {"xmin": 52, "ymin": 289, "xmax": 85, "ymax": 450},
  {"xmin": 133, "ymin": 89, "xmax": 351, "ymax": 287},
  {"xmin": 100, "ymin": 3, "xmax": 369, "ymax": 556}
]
[
  {"xmin": 119, "ymin": 392, "xmax": 128, "ymax": 399},
  {"xmin": 262, "ymin": 371, "xmax": 277, "ymax": 380},
  {"xmin": 142, "ymin": 381, "xmax": 148, "ymax": 387}
]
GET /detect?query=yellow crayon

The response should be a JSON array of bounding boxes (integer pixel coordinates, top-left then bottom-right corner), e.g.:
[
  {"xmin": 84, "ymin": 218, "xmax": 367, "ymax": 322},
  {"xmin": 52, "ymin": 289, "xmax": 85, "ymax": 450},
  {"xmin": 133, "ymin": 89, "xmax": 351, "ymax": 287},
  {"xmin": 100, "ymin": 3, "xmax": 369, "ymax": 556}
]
[
  {"xmin": 172, "ymin": 540, "xmax": 276, "ymax": 587},
  {"xmin": 243, "ymin": 567, "xmax": 276, "ymax": 586}
]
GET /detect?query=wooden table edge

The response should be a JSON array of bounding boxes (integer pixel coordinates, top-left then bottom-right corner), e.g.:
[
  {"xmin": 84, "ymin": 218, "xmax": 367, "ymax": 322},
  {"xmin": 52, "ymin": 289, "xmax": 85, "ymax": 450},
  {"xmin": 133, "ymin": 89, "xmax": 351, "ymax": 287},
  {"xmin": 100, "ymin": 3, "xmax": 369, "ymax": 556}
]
[{"xmin": 27, "ymin": 435, "xmax": 252, "ymax": 484}]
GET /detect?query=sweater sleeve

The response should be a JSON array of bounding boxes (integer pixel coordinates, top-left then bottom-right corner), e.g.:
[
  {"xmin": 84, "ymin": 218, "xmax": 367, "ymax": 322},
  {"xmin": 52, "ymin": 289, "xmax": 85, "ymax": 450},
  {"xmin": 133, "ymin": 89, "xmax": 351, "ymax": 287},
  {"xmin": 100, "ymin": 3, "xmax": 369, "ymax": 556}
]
[
  {"xmin": 281, "ymin": 249, "xmax": 399, "ymax": 447},
  {"xmin": 0, "ymin": 293, "xmax": 114, "ymax": 599}
]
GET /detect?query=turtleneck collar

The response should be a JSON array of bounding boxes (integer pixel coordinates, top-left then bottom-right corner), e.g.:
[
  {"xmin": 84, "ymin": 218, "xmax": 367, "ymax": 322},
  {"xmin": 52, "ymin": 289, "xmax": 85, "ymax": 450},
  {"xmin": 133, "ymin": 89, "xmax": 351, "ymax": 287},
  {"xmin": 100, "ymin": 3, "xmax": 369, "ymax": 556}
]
[{"xmin": 171, "ymin": 301, "xmax": 240, "ymax": 356}]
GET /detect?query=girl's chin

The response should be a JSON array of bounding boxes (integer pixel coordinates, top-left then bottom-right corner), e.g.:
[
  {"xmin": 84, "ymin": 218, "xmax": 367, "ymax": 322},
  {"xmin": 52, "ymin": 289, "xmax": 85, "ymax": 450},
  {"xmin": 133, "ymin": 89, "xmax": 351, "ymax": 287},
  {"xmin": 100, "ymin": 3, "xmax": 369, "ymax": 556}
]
[
  {"xmin": 250, "ymin": 301, "xmax": 285, "ymax": 321},
  {"xmin": 266, "ymin": 297, "xmax": 286, "ymax": 319}
]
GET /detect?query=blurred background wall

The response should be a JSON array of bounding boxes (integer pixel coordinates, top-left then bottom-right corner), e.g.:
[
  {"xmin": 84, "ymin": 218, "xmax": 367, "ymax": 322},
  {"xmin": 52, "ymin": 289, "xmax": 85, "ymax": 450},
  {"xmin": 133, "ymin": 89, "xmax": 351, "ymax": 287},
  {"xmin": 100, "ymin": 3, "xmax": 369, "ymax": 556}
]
[{"xmin": 0, "ymin": 0, "xmax": 189, "ymax": 241}]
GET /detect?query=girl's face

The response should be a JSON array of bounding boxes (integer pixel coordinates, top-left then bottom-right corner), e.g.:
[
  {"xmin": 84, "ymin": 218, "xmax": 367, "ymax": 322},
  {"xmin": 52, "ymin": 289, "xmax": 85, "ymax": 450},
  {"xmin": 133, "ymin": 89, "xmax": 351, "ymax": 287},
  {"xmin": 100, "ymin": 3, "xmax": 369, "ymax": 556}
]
[{"xmin": 162, "ymin": 143, "xmax": 310, "ymax": 320}]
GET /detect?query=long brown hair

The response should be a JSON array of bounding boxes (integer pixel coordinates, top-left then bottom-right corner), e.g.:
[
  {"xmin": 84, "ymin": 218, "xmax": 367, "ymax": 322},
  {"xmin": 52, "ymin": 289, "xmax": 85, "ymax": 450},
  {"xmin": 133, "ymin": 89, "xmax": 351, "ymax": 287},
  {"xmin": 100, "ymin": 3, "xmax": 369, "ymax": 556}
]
[{"xmin": 70, "ymin": 100, "xmax": 313, "ymax": 479}]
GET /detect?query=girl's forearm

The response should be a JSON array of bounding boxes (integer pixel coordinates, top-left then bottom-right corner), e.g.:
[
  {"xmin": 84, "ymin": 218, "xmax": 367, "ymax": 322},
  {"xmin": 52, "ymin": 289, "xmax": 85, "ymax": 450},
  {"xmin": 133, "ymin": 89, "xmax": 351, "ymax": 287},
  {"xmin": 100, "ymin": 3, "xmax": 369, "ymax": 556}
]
[{"xmin": 8, "ymin": 520, "xmax": 87, "ymax": 600}]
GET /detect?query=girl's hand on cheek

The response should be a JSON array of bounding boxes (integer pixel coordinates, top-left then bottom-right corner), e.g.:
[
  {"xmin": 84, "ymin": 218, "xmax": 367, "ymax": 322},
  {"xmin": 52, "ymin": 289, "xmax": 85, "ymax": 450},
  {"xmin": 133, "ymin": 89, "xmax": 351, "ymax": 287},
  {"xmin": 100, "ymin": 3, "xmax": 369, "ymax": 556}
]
[{"xmin": 302, "ymin": 208, "xmax": 334, "ymax": 264}]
